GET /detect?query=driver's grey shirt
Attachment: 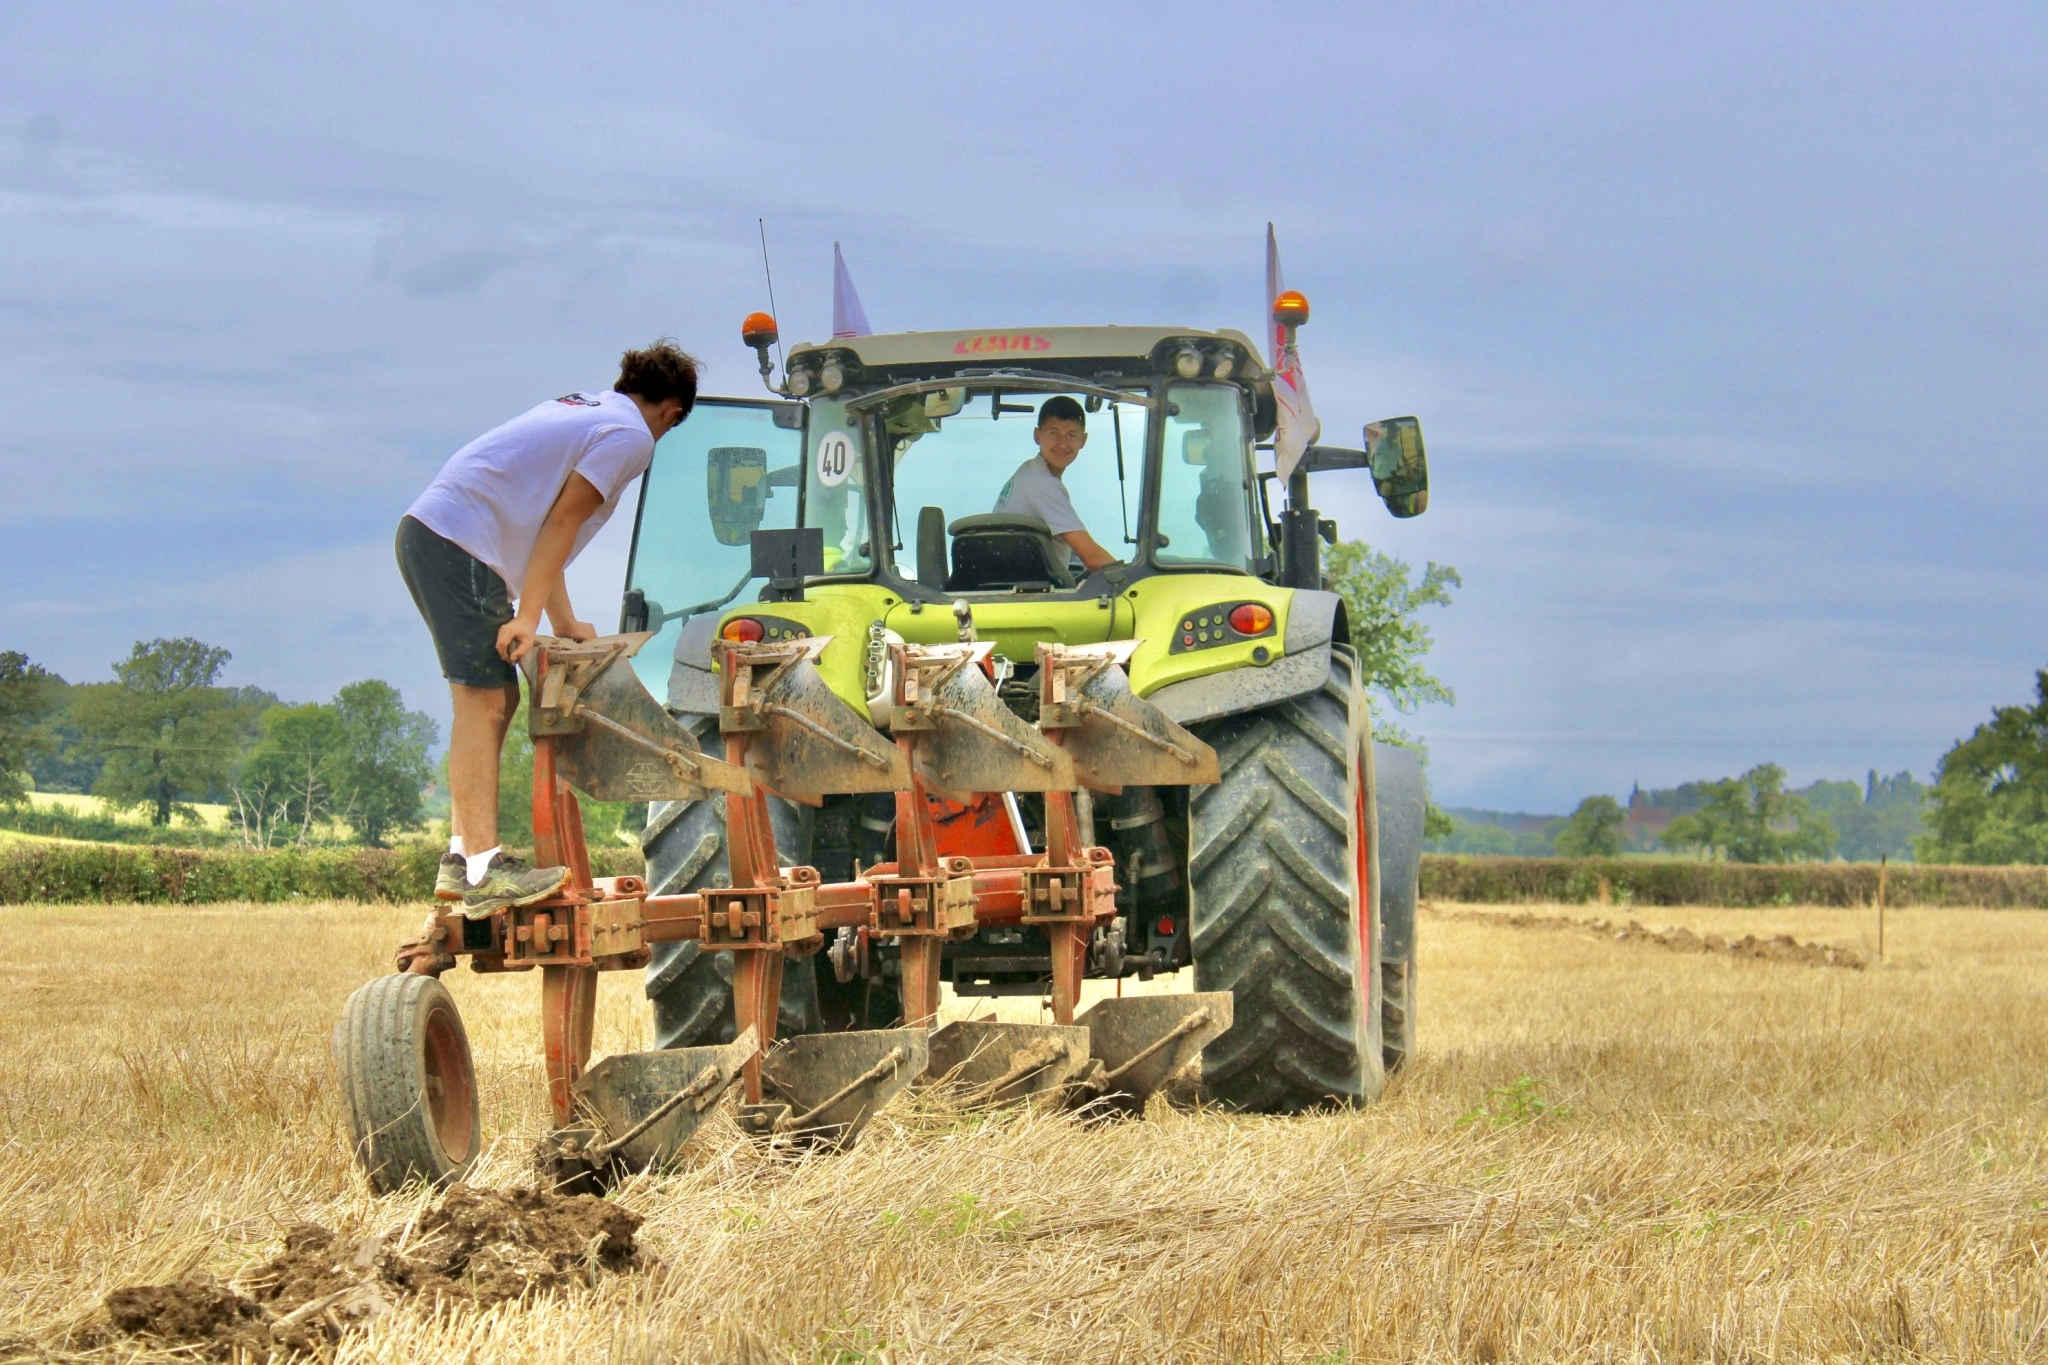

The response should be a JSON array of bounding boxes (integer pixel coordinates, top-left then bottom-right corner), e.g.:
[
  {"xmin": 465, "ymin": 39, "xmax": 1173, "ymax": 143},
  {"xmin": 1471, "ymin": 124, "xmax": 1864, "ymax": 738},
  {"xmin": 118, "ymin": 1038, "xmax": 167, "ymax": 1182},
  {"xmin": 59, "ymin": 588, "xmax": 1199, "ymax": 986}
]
[{"xmin": 993, "ymin": 455, "xmax": 1084, "ymax": 535}]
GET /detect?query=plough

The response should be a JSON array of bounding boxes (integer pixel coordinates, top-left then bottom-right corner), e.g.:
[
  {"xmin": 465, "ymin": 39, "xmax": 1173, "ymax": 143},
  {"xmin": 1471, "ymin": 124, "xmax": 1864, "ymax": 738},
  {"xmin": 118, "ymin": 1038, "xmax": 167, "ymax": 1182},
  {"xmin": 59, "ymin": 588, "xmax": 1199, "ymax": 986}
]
[{"xmin": 336, "ymin": 632, "xmax": 1230, "ymax": 1192}]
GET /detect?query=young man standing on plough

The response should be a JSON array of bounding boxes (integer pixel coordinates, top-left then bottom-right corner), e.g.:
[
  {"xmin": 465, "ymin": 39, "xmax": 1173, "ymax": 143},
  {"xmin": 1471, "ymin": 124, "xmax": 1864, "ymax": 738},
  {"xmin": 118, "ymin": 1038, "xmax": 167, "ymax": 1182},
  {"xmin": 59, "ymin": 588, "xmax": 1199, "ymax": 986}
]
[{"xmin": 396, "ymin": 342, "xmax": 698, "ymax": 916}]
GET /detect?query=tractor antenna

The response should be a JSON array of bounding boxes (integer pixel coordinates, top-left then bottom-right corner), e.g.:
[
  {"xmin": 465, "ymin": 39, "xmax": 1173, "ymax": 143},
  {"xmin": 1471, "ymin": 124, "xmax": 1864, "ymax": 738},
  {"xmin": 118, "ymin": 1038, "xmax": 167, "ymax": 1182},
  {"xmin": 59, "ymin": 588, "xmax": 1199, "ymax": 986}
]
[{"xmin": 757, "ymin": 218, "xmax": 785, "ymax": 374}]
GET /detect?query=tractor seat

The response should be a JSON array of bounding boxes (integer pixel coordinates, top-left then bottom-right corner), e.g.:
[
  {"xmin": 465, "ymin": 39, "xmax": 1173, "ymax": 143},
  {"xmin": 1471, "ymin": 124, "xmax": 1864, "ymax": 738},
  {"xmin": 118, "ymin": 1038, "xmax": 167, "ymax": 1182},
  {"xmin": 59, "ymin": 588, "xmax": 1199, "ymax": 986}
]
[{"xmin": 945, "ymin": 513, "xmax": 1076, "ymax": 592}]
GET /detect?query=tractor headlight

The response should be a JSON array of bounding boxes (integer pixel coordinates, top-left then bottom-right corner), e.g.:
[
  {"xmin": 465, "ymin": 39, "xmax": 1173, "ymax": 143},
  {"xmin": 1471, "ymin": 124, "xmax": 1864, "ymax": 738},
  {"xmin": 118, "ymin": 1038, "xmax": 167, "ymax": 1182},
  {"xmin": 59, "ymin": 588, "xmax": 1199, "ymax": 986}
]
[
  {"xmin": 787, "ymin": 367, "xmax": 813, "ymax": 397},
  {"xmin": 1173, "ymin": 347, "xmax": 1203, "ymax": 379},
  {"xmin": 1212, "ymin": 350, "xmax": 1236, "ymax": 381},
  {"xmin": 819, "ymin": 359, "xmax": 846, "ymax": 393}
]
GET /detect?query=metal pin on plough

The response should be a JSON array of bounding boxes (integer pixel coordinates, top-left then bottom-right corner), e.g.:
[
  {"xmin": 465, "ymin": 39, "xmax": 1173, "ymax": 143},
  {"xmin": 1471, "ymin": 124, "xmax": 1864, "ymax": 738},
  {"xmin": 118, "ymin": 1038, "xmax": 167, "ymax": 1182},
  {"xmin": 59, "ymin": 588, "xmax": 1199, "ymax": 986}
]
[{"xmin": 338, "ymin": 632, "xmax": 1229, "ymax": 1193}]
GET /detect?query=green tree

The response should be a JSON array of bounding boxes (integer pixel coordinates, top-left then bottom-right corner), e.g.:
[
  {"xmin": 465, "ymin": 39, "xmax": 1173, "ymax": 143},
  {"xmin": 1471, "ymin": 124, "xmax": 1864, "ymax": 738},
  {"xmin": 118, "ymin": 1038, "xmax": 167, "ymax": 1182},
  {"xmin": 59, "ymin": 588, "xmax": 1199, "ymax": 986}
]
[
  {"xmin": 1660, "ymin": 763, "xmax": 1835, "ymax": 863},
  {"xmin": 332, "ymin": 680, "xmax": 437, "ymax": 847},
  {"xmin": 232, "ymin": 703, "xmax": 348, "ymax": 846},
  {"xmin": 1802, "ymin": 771, "xmax": 1927, "ymax": 862},
  {"xmin": 71, "ymin": 638, "xmax": 243, "ymax": 826},
  {"xmin": 1324, "ymin": 540, "xmax": 1461, "ymax": 725},
  {"xmin": 28, "ymin": 679, "xmax": 103, "ymax": 794},
  {"xmin": 1916, "ymin": 671, "xmax": 2048, "ymax": 864},
  {"xmin": 497, "ymin": 694, "xmax": 535, "ymax": 847},
  {"xmin": 0, "ymin": 651, "xmax": 60, "ymax": 803},
  {"xmin": 1554, "ymin": 794, "xmax": 1626, "ymax": 858},
  {"xmin": 1326, "ymin": 539, "xmax": 1460, "ymax": 830}
]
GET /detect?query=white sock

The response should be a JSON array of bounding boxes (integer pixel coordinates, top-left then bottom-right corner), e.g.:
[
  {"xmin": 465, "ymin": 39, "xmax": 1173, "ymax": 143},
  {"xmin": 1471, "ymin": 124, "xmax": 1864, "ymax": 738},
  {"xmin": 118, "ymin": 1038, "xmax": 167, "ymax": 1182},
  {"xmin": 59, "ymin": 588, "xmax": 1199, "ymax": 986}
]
[
  {"xmin": 465, "ymin": 847, "xmax": 501, "ymax": 885},
  {"xmin": 448, "ymin": 836, "xmax": 465, "ymax": 857}
]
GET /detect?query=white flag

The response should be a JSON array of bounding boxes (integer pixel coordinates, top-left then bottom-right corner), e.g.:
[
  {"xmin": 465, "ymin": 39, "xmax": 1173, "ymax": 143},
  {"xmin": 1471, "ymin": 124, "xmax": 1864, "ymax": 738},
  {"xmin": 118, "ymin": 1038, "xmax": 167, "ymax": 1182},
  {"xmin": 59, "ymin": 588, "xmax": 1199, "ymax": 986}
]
[
  {"xmin": 1267, "ymin": 223, "xmax": 1320, "ymax": 483},
  {"xmin": 832, "ymin": 241, "xmax": 872, "ymax": 339}
]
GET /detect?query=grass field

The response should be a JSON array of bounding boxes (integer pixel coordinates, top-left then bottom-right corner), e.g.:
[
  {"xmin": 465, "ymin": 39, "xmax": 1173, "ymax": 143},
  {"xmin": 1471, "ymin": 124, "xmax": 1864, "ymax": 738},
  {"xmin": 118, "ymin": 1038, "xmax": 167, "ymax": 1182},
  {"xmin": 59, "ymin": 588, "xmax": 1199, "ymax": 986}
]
[
  {"xmin": 23, "ymin": 791, "xmax": 235, "ymax": 831},
  {"xmin": 2, "ymin": 899, "xmax": 2043, "ymax": 1362}
]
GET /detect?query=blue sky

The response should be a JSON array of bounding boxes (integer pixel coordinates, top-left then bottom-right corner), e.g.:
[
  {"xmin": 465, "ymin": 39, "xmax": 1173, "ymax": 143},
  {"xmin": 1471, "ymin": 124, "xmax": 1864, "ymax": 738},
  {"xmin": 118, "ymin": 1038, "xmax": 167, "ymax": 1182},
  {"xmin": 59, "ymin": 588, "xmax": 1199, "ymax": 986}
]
[{"xmin": 3, "ymin": 2, "xmax": 2042, "ymax": 812}]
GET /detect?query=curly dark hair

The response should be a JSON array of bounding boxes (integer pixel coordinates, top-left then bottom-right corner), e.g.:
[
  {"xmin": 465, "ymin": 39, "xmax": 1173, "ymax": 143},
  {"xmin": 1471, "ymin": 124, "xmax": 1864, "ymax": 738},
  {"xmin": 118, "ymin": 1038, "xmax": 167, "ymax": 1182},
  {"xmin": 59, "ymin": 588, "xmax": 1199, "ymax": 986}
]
[{"xmin": 616, "ymin": 340, "xmax": 700, "ymax": 415}]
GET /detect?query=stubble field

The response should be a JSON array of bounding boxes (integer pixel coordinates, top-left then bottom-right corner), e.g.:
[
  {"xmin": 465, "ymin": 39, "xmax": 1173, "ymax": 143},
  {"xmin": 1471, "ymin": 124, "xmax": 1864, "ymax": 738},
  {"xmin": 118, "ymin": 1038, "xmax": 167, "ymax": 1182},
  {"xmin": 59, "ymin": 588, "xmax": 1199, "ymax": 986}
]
[{"xmin": 1, "ymin": 897, "xmax": 2043, "ymax": 1362}]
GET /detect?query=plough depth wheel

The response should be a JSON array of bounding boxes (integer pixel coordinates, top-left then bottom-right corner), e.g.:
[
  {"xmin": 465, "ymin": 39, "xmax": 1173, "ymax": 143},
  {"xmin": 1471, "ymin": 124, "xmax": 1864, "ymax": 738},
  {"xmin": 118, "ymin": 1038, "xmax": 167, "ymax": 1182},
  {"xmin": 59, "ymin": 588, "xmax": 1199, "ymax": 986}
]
[{"xmin": 333, "ymin": 974, "xmax": 480, "ymax": 1193}]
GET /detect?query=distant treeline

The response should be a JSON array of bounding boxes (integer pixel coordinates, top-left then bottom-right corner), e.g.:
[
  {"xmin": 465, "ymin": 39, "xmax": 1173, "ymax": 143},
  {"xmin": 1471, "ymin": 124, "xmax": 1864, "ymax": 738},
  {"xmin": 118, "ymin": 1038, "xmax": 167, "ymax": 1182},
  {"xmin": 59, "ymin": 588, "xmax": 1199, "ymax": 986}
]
[
  {"xmin": 1, "ymin": 639, "xmax": 647, "ymax": 852},
  {"xmin": 1433, "ymin": 767, "xmax": 1927, "ymax": 863},
  {"xmin": 1429, "ymin": 669, "xmax": 2048, "ymax": 868}
]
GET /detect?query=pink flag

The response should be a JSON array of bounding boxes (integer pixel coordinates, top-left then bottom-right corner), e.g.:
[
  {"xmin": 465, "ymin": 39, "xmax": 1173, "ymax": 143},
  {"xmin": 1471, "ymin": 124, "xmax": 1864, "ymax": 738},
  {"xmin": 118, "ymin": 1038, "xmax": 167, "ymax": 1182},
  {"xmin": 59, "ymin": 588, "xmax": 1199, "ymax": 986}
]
[
  {"xmin": 1266, "ymin": 223, "xmax": 1320, "ymax": 482},
  {"xmin": 832, "ymin": 241, "xmax": 872, "ymax": 339}
]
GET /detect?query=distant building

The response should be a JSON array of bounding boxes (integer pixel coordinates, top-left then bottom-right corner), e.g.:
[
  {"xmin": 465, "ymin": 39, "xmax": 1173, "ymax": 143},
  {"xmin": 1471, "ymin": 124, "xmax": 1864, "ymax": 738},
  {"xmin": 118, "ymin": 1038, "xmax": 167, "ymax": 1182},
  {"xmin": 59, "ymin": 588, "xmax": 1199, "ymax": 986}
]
[{"xmin": 1622, "ymin": 782, "xmax": 1676, "ymax": 850}]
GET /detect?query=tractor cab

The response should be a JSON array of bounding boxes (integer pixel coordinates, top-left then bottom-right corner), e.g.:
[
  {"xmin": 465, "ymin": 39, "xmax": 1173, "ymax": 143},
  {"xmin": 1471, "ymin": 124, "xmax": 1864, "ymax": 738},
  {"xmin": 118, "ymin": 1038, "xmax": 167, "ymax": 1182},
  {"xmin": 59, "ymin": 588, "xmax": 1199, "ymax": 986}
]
[{"xmin": 619, "ymin": 322, "xmax": 1427, "ymax": 700}]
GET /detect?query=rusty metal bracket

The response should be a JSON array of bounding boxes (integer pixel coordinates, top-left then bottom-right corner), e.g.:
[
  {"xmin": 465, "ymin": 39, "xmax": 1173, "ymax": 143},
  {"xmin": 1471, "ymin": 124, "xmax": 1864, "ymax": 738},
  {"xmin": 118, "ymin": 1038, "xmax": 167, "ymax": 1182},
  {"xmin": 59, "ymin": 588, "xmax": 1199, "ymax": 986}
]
[
  {"xmin": 1037, "ymin": 642, "xmax": 1220, "ymax": 793},
  {"xmin": 1066, "ymin": 992, "xmax": 1235, "ymax": 1113},
  {"xmin": 737, "ymin": 1029, "xmax": 931, "ymax": 1148},
  {"xmin": 890, "ymin": 643, "xmax": 1075, "ymax": 799},
  {"xmin": 699, "ymin": 866, "xmax": 821, "ymax": 950},
  {"xmin": 523, "ymin": 634, "xmax": 751, "ymax": 802},
  {"xmin": 865, "ymin": 855, "xmax": 978, "ymax": 938},
  {"xmin": 922, "ymin": 1021, "xmax": 1093, "ymax": 1106},
  {"xmin": 545, "ymin": 1027, "xmax": 760, "ymax": 1190},
  {"xmin": 1018, "ymin": 845, "xmax": 1118, "ymax": 926},
  {"xmin": 717, "ymin": 638, "xmax": 910, "ymax": 801}
]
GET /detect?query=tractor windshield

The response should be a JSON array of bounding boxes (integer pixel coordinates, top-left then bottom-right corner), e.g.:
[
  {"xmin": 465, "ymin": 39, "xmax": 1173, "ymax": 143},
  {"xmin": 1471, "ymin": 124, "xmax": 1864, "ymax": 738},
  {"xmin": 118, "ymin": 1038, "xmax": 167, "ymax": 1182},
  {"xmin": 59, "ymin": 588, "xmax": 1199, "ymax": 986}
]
[
  {"xmin": 622, "ymin": 398, "xmax": 803, "ymax": 688},
  {"xmin": 1154, "ymin": 382, "xmax": 1260, "ymax": 573},
  {"xmin": 876, "ymin": 389, "xmax": 1144, "ymax": 586}
]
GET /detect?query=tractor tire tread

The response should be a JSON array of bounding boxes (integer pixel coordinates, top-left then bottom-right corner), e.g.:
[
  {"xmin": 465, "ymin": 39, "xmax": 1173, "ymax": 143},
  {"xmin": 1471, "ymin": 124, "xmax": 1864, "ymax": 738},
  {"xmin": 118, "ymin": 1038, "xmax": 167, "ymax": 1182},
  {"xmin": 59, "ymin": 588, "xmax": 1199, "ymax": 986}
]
[{"xmin": 1190, "ymin": 650, "xmax": 1383, "ymax": 1113}]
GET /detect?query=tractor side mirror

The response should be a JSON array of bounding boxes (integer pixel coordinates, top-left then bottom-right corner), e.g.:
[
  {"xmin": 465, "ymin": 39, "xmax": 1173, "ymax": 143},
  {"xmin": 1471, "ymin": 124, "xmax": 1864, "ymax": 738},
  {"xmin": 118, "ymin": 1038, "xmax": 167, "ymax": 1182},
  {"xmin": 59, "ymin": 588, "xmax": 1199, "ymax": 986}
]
[
  {"xmin": 1366, "ymin": 417, "xmax": 1429, "ymax": 518},
  {"xmin": 707, "ymin": 445, "xmax": 770, "ymax": 545}
]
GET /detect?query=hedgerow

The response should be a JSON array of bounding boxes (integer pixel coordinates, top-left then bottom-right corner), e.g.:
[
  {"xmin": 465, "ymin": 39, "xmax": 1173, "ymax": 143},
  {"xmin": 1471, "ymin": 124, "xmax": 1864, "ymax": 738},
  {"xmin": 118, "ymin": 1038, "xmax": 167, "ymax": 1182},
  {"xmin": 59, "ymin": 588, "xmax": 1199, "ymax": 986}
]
[
  {"xmin": 1418, "ymin": 855, "xmax": 2048, "ymax": 908},
  {"xmin": 5, "ymin": 843, "xmax": 2044, "ymax": 908},
  {"xmin": 0, "ymin": 841, "xmax": 641, "ymax": 905}
]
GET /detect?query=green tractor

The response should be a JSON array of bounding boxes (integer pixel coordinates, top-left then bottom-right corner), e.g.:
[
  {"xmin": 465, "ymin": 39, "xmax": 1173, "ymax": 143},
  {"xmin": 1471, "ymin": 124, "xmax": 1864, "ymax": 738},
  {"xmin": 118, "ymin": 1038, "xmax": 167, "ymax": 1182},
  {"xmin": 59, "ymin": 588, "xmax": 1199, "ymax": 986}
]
[{"xmin": 618, "ymin": 313, "xmax": 1431, "ymax": 1111}]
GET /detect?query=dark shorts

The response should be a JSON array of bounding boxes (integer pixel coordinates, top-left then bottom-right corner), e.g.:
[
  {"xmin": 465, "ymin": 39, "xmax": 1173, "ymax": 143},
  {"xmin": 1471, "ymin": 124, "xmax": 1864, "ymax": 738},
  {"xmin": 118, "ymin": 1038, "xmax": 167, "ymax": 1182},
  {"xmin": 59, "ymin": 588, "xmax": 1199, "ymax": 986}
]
[{"xmin": 395, "ymin": 516, "xmax": 519, "ymax": 688}]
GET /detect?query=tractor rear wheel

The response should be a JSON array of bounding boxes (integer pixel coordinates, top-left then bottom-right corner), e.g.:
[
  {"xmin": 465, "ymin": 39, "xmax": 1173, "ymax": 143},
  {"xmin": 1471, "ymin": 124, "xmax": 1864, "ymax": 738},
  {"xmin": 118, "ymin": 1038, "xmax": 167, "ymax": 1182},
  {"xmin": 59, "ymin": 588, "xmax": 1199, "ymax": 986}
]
[
  {"xmin": 1189, "ymin": 647, "xmax": 1385, "ymax": 1111},
  {"xmin": 642, "ymin": 774, "xmax": 823, "ymax": 1050},
  {"xmin": 333, "ymin": 973, "xmax": 479, "ymax": 1193}
]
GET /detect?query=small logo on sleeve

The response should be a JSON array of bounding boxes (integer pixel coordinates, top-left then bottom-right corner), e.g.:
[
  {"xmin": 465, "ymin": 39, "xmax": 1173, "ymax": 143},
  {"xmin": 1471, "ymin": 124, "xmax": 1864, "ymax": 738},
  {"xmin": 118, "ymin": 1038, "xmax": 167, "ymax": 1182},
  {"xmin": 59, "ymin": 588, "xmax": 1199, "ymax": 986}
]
[{"xmin": 555, "ymin": 393, "xmax": 602, "ymax": 406}]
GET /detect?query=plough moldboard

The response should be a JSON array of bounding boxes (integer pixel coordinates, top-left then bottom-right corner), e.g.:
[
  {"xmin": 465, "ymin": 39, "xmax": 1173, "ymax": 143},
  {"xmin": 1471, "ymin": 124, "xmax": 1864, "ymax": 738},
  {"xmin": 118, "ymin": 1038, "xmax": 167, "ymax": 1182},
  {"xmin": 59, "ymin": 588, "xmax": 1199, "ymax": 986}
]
[{"xmin": 345, "ymin": 632, "xmax": 1230, "ymax": 1193}]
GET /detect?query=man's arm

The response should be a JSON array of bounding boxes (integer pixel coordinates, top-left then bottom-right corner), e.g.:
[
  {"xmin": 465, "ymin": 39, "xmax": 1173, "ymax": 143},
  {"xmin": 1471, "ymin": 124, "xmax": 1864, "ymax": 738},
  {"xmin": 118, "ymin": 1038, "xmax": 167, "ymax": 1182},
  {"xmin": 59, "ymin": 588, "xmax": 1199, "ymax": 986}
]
[
  {"xmin": 497, "ymin": 474, "xmax": 604, "ymax": 663},
  {"xmin": 1058, "ymin": 529, "xmax": 1118, "ymax": 573}
]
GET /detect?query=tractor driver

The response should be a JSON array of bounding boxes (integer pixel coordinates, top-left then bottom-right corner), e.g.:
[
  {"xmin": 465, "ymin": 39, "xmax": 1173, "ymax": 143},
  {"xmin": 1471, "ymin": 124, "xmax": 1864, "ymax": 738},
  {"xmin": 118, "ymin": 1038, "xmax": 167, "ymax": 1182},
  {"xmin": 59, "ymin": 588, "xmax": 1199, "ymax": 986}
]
[
  {"xmin": 396, "ymin": 341, "xmax": 698, "ymax": 917},
  {"xmin": 992, "ymin": 395, "xmax": 1118, "ymax": 573}
]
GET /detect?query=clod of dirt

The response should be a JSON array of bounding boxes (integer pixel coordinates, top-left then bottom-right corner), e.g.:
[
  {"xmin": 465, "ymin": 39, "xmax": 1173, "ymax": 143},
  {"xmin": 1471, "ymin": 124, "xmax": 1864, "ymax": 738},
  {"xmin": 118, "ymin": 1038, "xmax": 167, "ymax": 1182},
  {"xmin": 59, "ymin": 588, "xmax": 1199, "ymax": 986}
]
[
  {"xmin": 1444, "ymin": 908, "xmax": 1866, "ymax": 969},
  {"xmin": 102, "ymin": 1278, "xmax": 286, "ymax": 1359},
  {"xmin": 98, "ymin": 1186, "xmax": 648, "ymax": 1359},
  {"xmin": 381, "ymin": 1184, "xmax": 646, "ymax": 1305}
]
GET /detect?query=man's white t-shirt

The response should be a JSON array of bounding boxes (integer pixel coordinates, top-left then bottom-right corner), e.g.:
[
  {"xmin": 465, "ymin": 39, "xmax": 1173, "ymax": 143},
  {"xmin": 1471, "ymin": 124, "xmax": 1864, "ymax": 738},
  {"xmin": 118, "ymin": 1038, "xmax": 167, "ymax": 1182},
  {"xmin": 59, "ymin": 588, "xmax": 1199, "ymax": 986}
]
[
  {"xmin": 406, "ymin": 390, "xmax": 655, "ymax": 599},
  {"xmin": 993, "ymin": 456, "xmax": 1084, "ymax": 535}
]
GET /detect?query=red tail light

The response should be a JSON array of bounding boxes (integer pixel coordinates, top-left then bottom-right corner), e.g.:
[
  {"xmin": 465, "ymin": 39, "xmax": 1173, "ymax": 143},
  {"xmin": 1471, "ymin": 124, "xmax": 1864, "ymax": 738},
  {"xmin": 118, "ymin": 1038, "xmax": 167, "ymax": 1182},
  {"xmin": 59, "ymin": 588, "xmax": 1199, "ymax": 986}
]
[
  {"xmin": 721, "ymin": 617, "xmax": 765, "ymax": 644},
  {"xmin": 1229, "ymin": 603, "xmax": 1273, "ymax": 636}
]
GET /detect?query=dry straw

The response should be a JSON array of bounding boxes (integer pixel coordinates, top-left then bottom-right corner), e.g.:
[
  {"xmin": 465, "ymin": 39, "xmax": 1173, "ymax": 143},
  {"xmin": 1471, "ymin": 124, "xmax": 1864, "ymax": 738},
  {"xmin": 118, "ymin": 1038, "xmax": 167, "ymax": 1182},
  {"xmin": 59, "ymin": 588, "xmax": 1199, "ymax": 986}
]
[{"xmin": 1, "ymin": 897, "xmax": 2043, "ymax": 1362}]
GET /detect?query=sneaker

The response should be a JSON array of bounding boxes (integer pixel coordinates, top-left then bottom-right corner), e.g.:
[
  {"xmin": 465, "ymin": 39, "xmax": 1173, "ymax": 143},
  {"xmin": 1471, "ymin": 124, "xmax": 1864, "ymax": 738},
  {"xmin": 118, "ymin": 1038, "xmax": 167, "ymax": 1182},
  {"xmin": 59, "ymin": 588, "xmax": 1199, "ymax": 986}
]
[
  {"xmin": 460, "ymin": 852, "xmax": 569, "ymax": 919},
  {"xmin": 435, "ymin": 853, "xmax": 467, "ymax": 902}
]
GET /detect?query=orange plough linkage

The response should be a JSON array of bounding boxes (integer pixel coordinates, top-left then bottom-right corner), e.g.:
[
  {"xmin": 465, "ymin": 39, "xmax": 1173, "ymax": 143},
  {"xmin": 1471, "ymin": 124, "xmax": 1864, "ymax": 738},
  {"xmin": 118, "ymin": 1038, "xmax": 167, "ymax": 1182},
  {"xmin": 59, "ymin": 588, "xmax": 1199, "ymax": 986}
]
[{"xmin": 394, "ymin": 633, "xmax": 1228, "ymax": 1169}]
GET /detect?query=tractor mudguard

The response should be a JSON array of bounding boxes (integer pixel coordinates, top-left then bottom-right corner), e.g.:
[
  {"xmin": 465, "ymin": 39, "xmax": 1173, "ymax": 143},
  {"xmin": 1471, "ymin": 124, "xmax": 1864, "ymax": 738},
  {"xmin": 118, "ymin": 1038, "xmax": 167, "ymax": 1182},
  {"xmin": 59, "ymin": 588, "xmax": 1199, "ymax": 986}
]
[
  {"xmin": 1148, "ymin": 589, "xmax": 1345, "ymax": 728},
  {"xmin": 1372, "ymin": 741, "xmax": 1425, "ymax": 963},
  {"xmin": 664, "ymin": 615, "xmax": 722, "ymax": 719}
]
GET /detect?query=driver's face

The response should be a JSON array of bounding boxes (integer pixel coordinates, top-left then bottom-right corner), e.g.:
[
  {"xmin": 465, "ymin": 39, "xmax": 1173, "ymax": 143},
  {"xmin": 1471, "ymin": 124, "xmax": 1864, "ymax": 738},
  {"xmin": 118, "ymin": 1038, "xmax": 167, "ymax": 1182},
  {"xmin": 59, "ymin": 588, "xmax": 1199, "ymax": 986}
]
[{"xmin": 1034, "ymin": 417, "xmax": 1088, "ymax": 474}]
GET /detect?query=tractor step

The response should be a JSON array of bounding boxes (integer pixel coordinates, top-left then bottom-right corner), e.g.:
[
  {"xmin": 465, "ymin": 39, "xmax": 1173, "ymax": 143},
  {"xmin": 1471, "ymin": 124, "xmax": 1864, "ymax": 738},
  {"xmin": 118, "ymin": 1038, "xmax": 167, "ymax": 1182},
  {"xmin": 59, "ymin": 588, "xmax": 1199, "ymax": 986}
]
[
  {"xmin": 920, "ymin": 1020, "xmax": 1092, "ymax": 1105},
  {"xmin": 1067, "ymin": 992, "xmax": 1234, "ymax": 1113},
  {"xmin": 737, "ymin": 1029, "xmax": 930, "ymax": 1148}
]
